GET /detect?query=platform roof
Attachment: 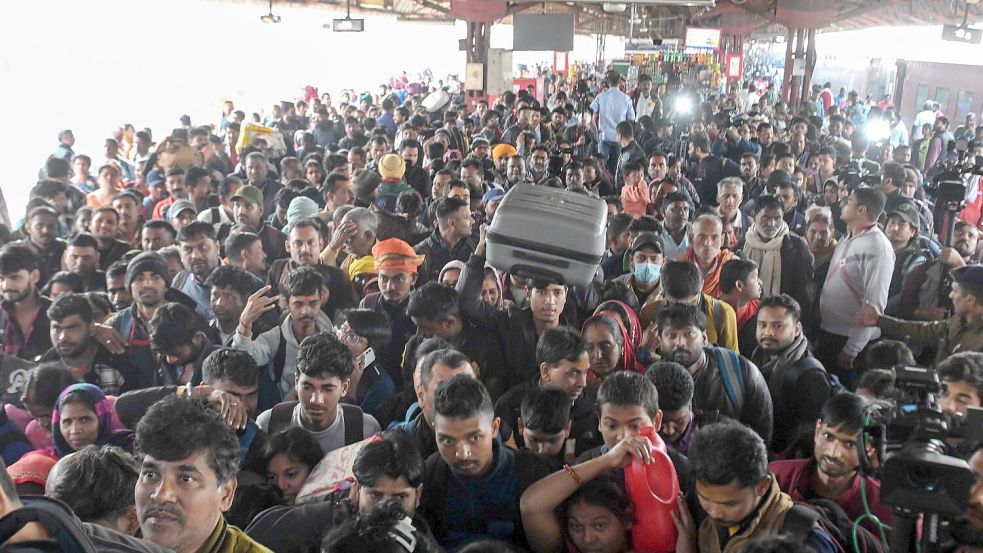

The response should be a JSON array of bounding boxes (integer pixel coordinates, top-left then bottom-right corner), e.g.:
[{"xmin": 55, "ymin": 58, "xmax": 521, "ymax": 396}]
[{"xmin": 221, "ymin": 0, "xmax": 983, "ymax": 38}]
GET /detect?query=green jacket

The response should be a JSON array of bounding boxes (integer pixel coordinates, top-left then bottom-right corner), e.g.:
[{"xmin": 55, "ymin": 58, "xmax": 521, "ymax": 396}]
[
  {"xmin": 202, "ymin": 518, "xmax": 272, "ymax": 553},
  {"xmin": 878, "ymin": 314, "xmax": 983, "ymax": 363}
]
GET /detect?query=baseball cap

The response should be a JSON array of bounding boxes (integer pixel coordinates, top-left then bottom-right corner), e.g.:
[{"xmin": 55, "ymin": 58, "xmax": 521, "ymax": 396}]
[
  {"xmin": 630, "ymin": 232, "xmax": 663, "ymax": 254},
  {"xmin": 168, "ymin": 199, "xmax": 197, "ymax": 218},
  {"xmin": 887, "ymin": 201, "xmax": 919, "ymax": 228},
  {"xmin": 231, "ymin": 185, "xmax": 264, "ymax": 207}
]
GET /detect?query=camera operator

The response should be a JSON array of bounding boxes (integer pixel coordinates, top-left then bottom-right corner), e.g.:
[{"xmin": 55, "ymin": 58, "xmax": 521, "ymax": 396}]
[
  {"xmin": 770, "ymin": 393, "xmax": 892, "ymax": 533},
  {"xmin": 937, "ymin": 352, "xmax": 983, "ymax": 457},
  {"xmin": 856, "ymin": 265, "xmax": 983, "ymax": 365}
]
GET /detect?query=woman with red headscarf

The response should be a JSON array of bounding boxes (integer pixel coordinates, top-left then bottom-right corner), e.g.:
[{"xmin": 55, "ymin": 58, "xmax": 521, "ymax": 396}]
[{"xmin": 580, "ymin": 300, "xmax": 646, "ymax": 387}]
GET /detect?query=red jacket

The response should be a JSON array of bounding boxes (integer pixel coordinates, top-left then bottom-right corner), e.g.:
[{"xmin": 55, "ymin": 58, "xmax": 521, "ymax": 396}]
[{"xmin": 769, "ymin": 457, "xmax": 892, "ymax": 534}]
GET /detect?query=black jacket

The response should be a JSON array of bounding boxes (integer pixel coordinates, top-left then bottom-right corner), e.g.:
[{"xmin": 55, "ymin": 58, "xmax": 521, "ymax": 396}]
[
  {"xmin": 403, "ymin": 320, "xmax": 507, "ymax": 399},
  {"xmin": 751, "ymin": 349, "xmax": 831, "ymax": 454},
  {"xmin": 494, "ymin": 378, "xmax": 601, "ymax": 457},
  {"xmin": 457, "ymin": 253, "xmax": 574, "ymax": 390},
  {"xmin": 414, "ymin": 229, "xmax": 477, "ymax": 286},
  {"xmin": 693, "ymin": 346, "xmax": 774, "ymax": 444}
]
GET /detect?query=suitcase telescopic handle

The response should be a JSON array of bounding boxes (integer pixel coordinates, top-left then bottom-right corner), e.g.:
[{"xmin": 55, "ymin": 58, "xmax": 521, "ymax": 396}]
[
  {"xmin": 511, "ymin": 263, "xmax": 566, "ymax": 285},
  {"xmin": 512, "ymin": 250, "xmax": 571, "ymax": 269}
]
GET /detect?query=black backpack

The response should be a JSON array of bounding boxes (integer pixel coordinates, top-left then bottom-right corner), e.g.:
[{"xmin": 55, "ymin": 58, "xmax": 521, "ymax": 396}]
[
  {"xmin": 782, "ymin": 498, "xmax": 887, "ymax": 553},
  {"xmin": 0, "ymin": 500, "xmax": 97, "ymax": 553}
]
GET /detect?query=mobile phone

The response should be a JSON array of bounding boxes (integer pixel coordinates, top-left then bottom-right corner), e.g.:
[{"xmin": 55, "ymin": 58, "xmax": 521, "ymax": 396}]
[{"xmin": 361, "ymin": 347, "xmax": 376, "ymax": 367}]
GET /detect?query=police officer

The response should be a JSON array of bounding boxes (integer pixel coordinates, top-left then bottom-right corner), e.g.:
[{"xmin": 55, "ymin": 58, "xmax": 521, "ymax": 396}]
[{"xmin": 856, "ymin": 264, "xmax": 983, "ymax": 362}]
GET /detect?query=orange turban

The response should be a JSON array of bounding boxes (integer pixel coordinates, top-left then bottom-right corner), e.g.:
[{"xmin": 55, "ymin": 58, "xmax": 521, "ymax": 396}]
[
  {"xmin": 372, "ymin": 238, "xmax": 425, "ymax": 275},
  {"xmin": 492, "ymin": 144, "xmax": 517, "ymax": 162}
]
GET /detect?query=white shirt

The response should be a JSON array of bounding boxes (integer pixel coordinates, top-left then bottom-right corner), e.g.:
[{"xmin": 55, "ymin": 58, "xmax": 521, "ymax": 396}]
[
  {"xmin": 257, "ymin": 403, "xmax": 381, "ymax": 454},
  {"xmin": 889, "ymin": 122, "xmax": 910, "ymax": 147},
  {"xmin": 636, "ymin": 94, "xmax": 656, "ymax": 119},
  {"xmin": 913, "ymin": 110, "xmax": 936, "ymax": 140}
]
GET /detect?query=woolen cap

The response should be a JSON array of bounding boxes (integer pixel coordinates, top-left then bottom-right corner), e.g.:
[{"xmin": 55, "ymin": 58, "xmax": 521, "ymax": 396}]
[{"xmin": 125, "ymin": 251, "xmax": 172, "ymax": 289}]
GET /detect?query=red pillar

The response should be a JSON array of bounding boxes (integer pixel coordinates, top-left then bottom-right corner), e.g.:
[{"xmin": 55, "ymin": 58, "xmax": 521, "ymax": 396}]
[{"xmin": 781, "ymin": 27, "xmax": 795, "ymax": 104}]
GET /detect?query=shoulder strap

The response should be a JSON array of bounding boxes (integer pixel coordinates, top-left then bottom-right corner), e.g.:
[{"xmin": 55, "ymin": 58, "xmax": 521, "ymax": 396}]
[
  {"xmin": 782, "ymin": 504, "xmax": 821, "ymax": 545},
  {"xmin": 268, "ymin": 401, "xmax": 299, "ymax": 435},
  {"xmin": 710, "ymin": 298, "xmax": 725, "ymax": 340},
  {"xmin": 340, "ymin": 403, "xmax": 365, "ymax": 445},
  {"xmin": 272, "ymin": 332, "xmax": 288, "ymax": 380},
  {"xmin": 712, "ymin": 347, "xmax": 746, "ymax": 414}
]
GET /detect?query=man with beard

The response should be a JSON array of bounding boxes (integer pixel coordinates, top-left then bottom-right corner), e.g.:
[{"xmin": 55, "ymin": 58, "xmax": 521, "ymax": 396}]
[
  {"xmin": 527, "ymin": 146, "xmax": 563, "ymax": 188},
  {"xmin": 40, "ymin": 292, "xmax": 128, "ymax": 395},
  {"xmin": 205, "ymin": 265, "xmax": 271, "ymax": 347},
  {"xmin": 218, "ymin": 185, "xmax": 286, "ymax": 262},
  {"xmin": 895, "ymin": 220, "xmax": 980, "ymax": 320},
  {"xmin": 504, "ymin": 155, "xmax": 531, "ymax": 190},
  {"xmin": 107, "ymin": 251, "xmax": 196, "ymax": 390},
  {"xmin": 770, "ymin": 393, "xmax": 891, "ymax": 532},
  {"xmin": 149, "ymin": 302, "xmax": 217, "ymax": 387},
  {"xmin": 415, "ymin": 197, "xmax": 477, "ymax": 285},
  {"xmin": 134, "ymin": 396, "xmax": 271, "ymax": 553},
  {"xmin": 359, "ymin": 239, "xmax": 423, "ymax": 390},
  {"xmin": 235, "ymin": 267, "xmax": 334, "ymax": 408},
  {"xmin": 172, "ymin": 222, "xmax": 222, "ymax": 320},
  {"xmin": 321, "ymin": 207, "xmax": 378, "ymax": 281},
  {"xmin": 0, "ymin": 244, "xmax": 52, "ymax": 360},
  {"xmin": 656, "ymin": 303, "xmax": 773, "ymax": 443},
  {"xmin": 674, "ymin": 422, "xmax": 837, "ymax": 553},
  {"xmin": 17, "ymin": 205, "xmax": 65, "ymax": 287},
  {"xmin": 267, "ymin": 219, "xmax": 354, "ymax": 320},
  {"xmin": 751, "ymin": 294, "xmax": 833, "ymax": 455},
  {"xmin": 741, "ymin": 195, "xmax": 814, "ymax": 324},
  {"xmin": 105, "ymin": 261, "xmax": 132, "ymax": 312}
]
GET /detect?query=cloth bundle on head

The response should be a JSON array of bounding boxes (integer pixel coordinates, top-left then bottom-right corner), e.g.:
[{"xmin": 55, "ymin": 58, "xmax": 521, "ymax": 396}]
[
  {"xmin": 492, "ymin": 144, "xmax": 517, "ymax": 162},
  {"xmin": 349, "ymin": 255, "xmax": 377, "ymax": 281},
  {"xmin": 51, "ymin": 383, "xmax": 134, "ymax": 458},
  {"xmin": 372, "ymin": 238, "xmax": 424, "ymax": 275},
  {"xmin": 379, "ymin": 154, "xmax": 406, "ymax": 180},
  {"xmin": 438, "ymin": 260, "xmax": 465, "ymax": 284},
  {"xmin": 6, "ymin": 451, "xmax": 57, "ymax": 489},
  {"xmin": 283, "ymin": 197, "xmax": 320, "ymax": 234},
  {"xmin": 126, "ymin": 251, "xmax": 172, "ymax": 289}
]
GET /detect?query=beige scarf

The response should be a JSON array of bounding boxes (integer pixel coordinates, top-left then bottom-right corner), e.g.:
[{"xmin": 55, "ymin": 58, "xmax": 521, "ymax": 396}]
[{"xmin": 743, "ymin": 221, "xmax": 789, "ymax": 297}]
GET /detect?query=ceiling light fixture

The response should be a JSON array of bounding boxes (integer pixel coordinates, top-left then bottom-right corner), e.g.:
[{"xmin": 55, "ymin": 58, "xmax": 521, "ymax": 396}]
[{"xmin": 261, "ymin": 0, "xmax": 281, "ymax": 23}]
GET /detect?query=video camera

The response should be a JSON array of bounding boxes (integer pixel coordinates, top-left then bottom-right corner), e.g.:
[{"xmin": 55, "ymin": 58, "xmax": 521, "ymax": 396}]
[
  {"xmin": 838, "ymin": 158, "xmax": 881, "ymax": 189},
  {"xmin": 861, "ymin": 366, "xmax": 983, "ymax": 552}
]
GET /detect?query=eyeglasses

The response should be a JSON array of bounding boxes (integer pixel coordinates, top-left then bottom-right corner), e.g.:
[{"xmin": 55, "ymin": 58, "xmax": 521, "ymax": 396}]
[{"xmin": 336, "ymin": 327, "xmax": 364, "ymax": 346}]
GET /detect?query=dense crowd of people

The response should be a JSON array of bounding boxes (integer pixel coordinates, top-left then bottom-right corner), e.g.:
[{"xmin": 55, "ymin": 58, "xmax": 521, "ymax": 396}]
[{"xmin": 0, "ymin": 66, "xmax": 981, "ymax": 553}]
